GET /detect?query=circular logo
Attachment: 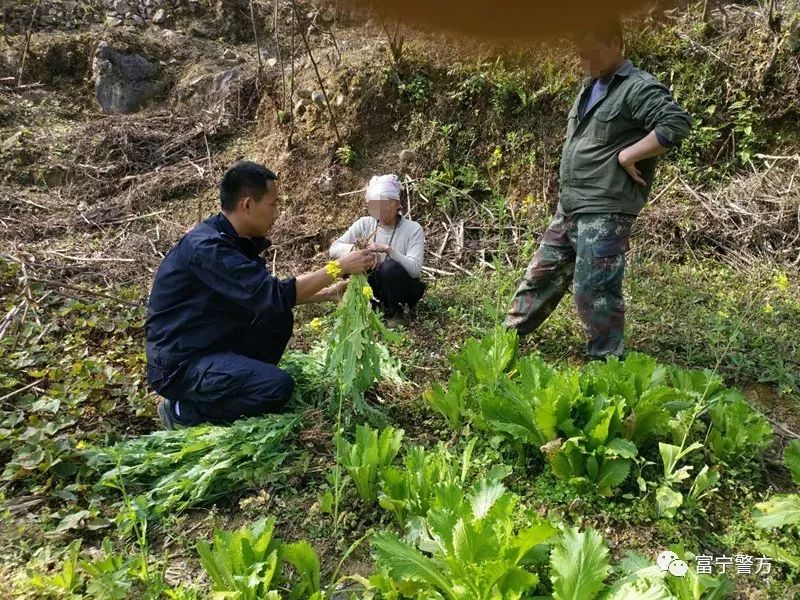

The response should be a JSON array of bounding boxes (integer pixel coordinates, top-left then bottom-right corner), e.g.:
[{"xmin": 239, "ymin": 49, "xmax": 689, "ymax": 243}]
[
  {"xmin": 668, "ymin": 559, "xmax": 689, "ymax": 577},
  {"xmin": 657, "ymin": 551, "xmax": 680, "ymax": 572}
]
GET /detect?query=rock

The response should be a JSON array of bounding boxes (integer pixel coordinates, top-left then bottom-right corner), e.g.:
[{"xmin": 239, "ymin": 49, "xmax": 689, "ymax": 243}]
[
  {"xmin": 2, "ymin": 131, "xmax": 22, "ymax": 150},
  {"xmin": 113, "ymin": 0, "xmax": 128, "ymax": 13},
  {"xmin": 334, "ymin": 93, "xmax": 344, "ymax": 106},
  {"xmin": 104, "ymin": 15, "xmax": 123, "ymax": 27},
  {"xmin": 311, "ymin": 90, "xmax": 326, "ymax": 107},
  {"xmin": 265, "ymin": 57, "xmax": 278, "ymax": 68},
  {"xmin": 399, "ymin": 149, "xmax": 417, "ymax": 163},
  {"xmin": 152, "ymin": 8, "xmax": 168, "ymax": 24},
  {"xmin": 175, "ymin": 68, "xmax": 240, "ymax": 107},
  {"xmin": 63, "ymin": 1, "xmax": 77, "ymax": 12},
  {"xmin": 132, "ymin": 14, "xmax": 145, "ymax": 26},
  {"xmin": 92, "ymin": 42, "xmax": 164, "ymax": 114}
]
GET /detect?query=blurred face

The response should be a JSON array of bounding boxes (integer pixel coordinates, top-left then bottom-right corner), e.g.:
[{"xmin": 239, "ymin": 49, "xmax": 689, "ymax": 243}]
[
  {"xmin": 576, "ymin": 33, "xmax": 623, "ymax": 78},
  {"xmin": 367, "ymin": 198, "xmax": 400, "ymax": 223},
  {"xmin": 240, "ymin": 180, "xmax": 279, "ymax": 237}
]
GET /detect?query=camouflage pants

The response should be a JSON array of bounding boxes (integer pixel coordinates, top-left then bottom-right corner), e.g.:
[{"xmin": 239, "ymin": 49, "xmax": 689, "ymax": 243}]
[{"xmin": 505, "ymin": 212, "xmax": 635, "ymax": 358}]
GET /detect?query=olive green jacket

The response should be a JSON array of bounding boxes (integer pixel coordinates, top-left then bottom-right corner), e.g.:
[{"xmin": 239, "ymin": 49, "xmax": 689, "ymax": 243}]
[{"xmin": 557, "ymin": 60, "xmax": 692, "ymax": 216}]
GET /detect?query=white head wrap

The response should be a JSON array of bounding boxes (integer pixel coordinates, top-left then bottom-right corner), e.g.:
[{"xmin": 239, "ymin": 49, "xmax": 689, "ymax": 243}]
[{"xmin": 365, "ymin": 174, "xmax": 400, "ymax": 201}]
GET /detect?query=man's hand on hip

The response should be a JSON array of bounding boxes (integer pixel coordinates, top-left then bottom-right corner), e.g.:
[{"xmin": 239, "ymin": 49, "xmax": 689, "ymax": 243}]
[{"xmin": 618, "ymin": 149, "xmax": 647, "ymax": 186}]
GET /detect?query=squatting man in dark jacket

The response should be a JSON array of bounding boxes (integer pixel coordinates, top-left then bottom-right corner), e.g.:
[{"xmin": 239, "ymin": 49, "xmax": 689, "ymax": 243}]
[
  {"xmin": 506, "ymin": 20, "xmax": 692, "ymax": 359},
  {"xmin": 146, "ymin": 161, "xmax": 377, "ymax": 429}
]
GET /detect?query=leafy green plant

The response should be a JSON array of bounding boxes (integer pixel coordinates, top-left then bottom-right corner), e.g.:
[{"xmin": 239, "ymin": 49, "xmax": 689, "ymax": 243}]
[
  {"xmin": 655, "ymin": 441, "xmax": 705, "ymax": 519},
  {"xmin": 424, "ymin": 371, "xmax": 468, "ymax": 430},
  {"xmin": 282, "ymin": 541, "xmax": 323, "ymax": 600},
  {"xmin": 323, "ymin": 274, "xmax": 401, "ymax": 420},
  {"xmin": 79, "ymin": 538, "xmax": 164, "ymax": 600},
  {"xmin": 450, "ymin": 325, "xmax": 517, "ymax": 388},
  {"xmin": 425, "ymin": 332, "xmax": 740, "ymax": 498},
  {"xmin": 753, "ymin": 494, "xmax": 800, "ymax": 530},
  {"xmin": 378, "ymin": 440, "xmax": 475, "ymax": 525},
  {"xmin": 707, "ymin": 394, "xmax": 773, "ymax": 464},
  {"xmin": 335, "ymin": 424, "xmax": 404, "ymax": 503},
  {"xmin": 373, "ymin": 477, "xmax": 557, "ymax": 599},
  {"xmin": 90, "ymin": 412, "xmax": 300, "ymax": 521},
  {"xmin": 19, "ymin": 540, "xmax": 84, "ymax": 598},
  {"xmin": 550, "ymin": 527, "xmax": 609, "ymax": 600},
  {"xmin": 197, "ymin": 517, "xmax": 283, "ymax": 600},
  {"xmin": 335, "ymin": 144, "xmax": 358, "ymax": 166},
  {"xmin": 783, "ymin": 439, "xmax": 800, "ymax": 485}
]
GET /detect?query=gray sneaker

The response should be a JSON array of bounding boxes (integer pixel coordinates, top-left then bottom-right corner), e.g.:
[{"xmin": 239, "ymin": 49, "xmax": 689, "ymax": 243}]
[{"xmin": 157, "ymin": 398, "xmax": 178, "ymax": 430}]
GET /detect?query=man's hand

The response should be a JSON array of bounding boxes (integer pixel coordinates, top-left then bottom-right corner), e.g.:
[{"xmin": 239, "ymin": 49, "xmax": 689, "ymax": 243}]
[
  {"xmin": 368, "ymin": 242, "xmax": 392, "ymax": 254},
  {"xmin": 618, "ymin": 148, "xmax": 646, "ymax": 186},
  {"xmin": 618, "ymin": 131, "xmax": 670, "ymax": 187},
  {"xmin": 320, "ymin": 279, "xmax": 349, "ymax": 302},
  {"xmin": 338, "ymin": 248, "xmax": 377, "ymax": 275}
]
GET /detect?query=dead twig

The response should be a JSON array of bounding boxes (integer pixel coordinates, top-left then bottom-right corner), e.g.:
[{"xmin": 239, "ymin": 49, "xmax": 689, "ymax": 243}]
[
  {"xmin": 27, "ymin": 277, "xmax": 141, "ymax": 307},
  {"xmin": 0, "ymin": 378, "xmax": 45, "ymax": 407},
  {"xmin": 17, "ymin": 0, "xmax": 42, "ymax": 87}
]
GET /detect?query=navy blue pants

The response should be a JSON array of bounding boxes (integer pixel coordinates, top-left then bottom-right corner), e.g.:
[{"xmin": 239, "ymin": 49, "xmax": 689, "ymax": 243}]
[
  {"xmin": 368, "ymin": 259, "xmax": 426, "ymax": 317},
  {"xmin": 150, "ymin": 312, "xmax": 295, "ymax": 426}
]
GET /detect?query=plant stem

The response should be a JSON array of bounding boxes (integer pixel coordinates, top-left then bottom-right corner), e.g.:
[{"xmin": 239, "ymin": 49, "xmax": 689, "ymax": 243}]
[{"xmin": 290, "ymin": 0, "xmax": 342, "ymax": 146}]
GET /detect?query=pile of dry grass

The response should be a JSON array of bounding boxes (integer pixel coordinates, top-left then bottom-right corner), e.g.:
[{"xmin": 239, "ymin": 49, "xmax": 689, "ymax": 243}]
[{"xmin": 639, "ymin": 155, "xmax": 800, "ymax": 268}]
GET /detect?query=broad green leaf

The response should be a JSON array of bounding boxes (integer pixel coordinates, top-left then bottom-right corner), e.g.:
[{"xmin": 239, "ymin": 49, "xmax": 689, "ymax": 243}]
[
  {"xmin": 372, "ymin": 531, "xmax": 452, "ymax": 593},
  {"xmin": 496, "ymin": 566, "xmax": 540, "ymax": 594},
  {"xmin": 606, "ymin": 439, "xmax": 638, "ymax": 459},
  {"xmin": 468, "ymin": 479, "xmax": 505, "ymax": 520},
  {"xmin": 425, "ymin": 372, "xmax": 467, "ymax": 430},
  {"xmin": 481, "ymin": 383, "xmax": 541, "ymax": 445},
  {"xmin": 603, "ymin": 580, "xmax": 672, "ymax": 600},
  {"xmin": 656, "ymin": 485, "xmax": 683, "ymax": 519},
  {"xmin": 688, "ymin": 465, "xmax": 719, "ymax": 500},
  {"xmin": 753, "ymin": 494, "xmax": 800, "ymax": 529},
  {"xmin": 282, "ymin": 540, "xmax": 321, "ymax": 596},
  {"xmin": 595, "ymin": 458, "xmax": 632, "ymax": 496},
  {"xmin": 784, "ymin": 440, "xmax": 800, "ymax": 485},
  {"xmin": 551, "ymin": 527, "xmax": 609, "ymax": 600},
  {"xmin": 753, "ymin": 540, "xmax": 800, "ymax": 568},
  {"xmin": 510, "ymin": 520, "xmax": 559, "ymax": 563},
  {"xmin": 452, "ymin": 518, "xmax": 494, "ymax": 563},
  {"xmin": 708, "ymin": 396, "xmax": 773, "ymax": 464}
]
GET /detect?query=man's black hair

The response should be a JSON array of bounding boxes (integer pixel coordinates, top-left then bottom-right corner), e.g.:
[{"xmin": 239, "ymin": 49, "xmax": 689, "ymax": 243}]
[{"xmin": 219, "ymin": 161, "xmax": 278, "ymax": 212}]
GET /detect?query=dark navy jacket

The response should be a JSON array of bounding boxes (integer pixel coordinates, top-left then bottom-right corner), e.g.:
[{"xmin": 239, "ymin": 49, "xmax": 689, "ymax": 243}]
[{"xmin": 145, "ymin": 213, "xmax": 297, "ymax": 384}]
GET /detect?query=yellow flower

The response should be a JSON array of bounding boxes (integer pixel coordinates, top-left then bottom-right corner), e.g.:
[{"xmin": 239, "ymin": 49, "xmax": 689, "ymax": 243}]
[
  {"xmin": 523, "ymin": 194, "xmax": 534, "ymax": 207},
  {"xmin": 774, "ymin": 271, "xmax": 789, "ymax": 291},
  {"xmin": 76, "ymin": 441, "xmax": 87, "ymax": 450},
  {"xmin": 309, "ymin": 318, "xmax": 322, "ymax": 332},
  {"xmin": 325, "ymin": 260, "xmax": 343, "ymax": 281},
  {"xmin": 362, "ymin": 284, "xmax": 373, "ymax": 299},
  {"xmin": 762, "ymin": 303, "xmax": 774, "ymax": 315},
  {"xmin": 717, "ymin": 309, "xmax": 730, "ymax": 319}
]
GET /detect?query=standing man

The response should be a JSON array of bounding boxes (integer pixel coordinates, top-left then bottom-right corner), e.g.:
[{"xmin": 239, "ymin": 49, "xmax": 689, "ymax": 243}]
[
  {"xmin": 506, "ymin": 21, "xmax": 691, "ymax": 359},
  {"xmin": 146, "ymin": 161, "xmax": 376, "ymax": 429}
]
